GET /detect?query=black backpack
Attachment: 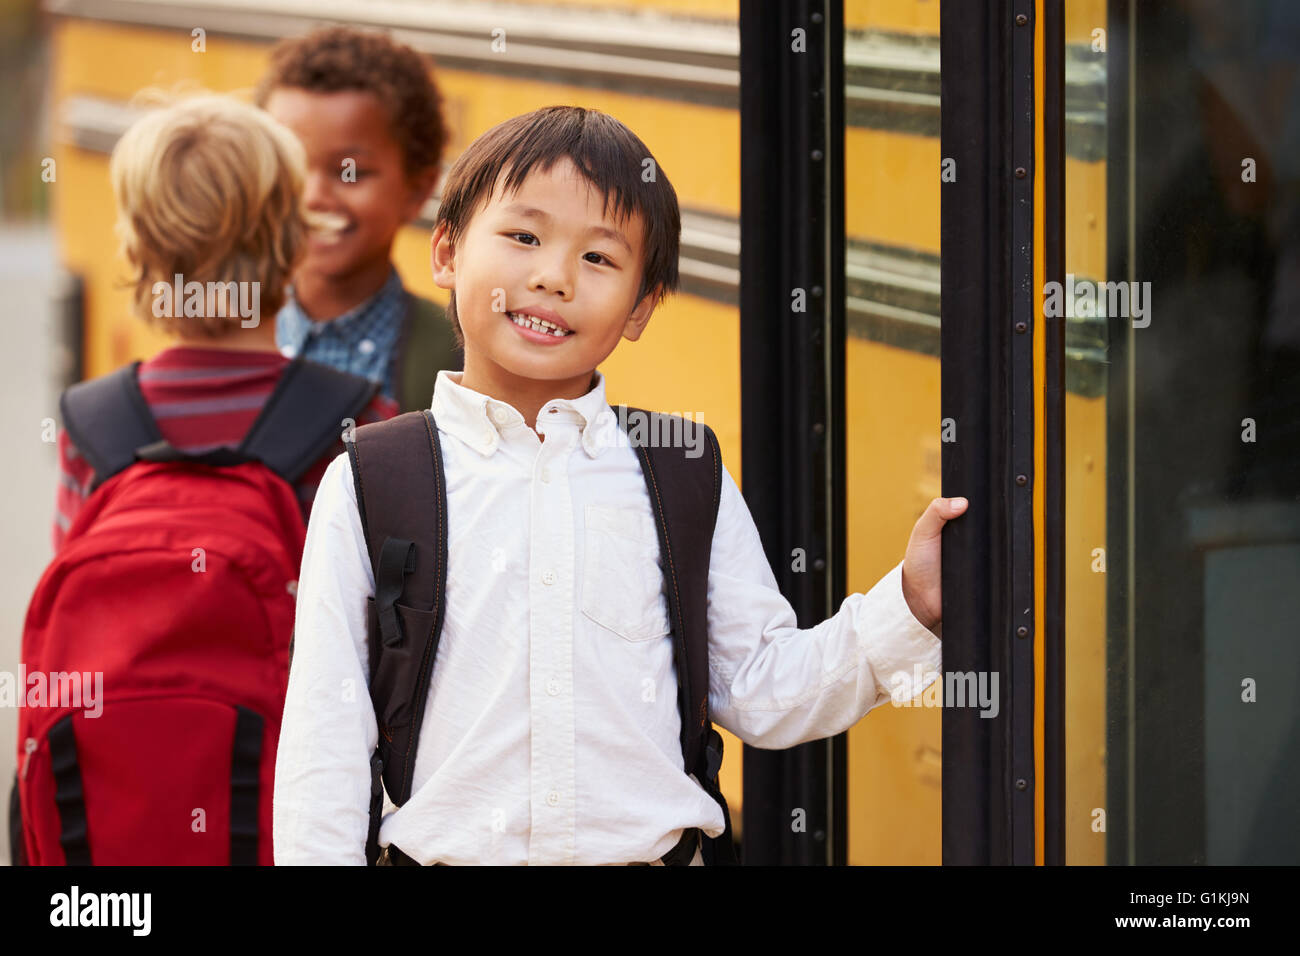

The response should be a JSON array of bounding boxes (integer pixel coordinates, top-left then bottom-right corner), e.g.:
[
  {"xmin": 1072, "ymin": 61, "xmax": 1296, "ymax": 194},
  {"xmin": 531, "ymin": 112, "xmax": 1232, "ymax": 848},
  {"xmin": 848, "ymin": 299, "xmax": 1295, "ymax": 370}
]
[{"xmin": 346, "ymin": 407, "xmax": 739, "ymax": 866}]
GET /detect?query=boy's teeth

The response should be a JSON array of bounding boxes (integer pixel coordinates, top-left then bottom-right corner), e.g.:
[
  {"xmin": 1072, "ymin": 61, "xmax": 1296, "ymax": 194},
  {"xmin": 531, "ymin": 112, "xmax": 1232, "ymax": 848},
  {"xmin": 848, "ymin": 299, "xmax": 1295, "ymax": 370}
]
[
  {"xmin": 311, "ymin": 211, "xmax": 350, "ymax": 234},
  {"xmin": 509, "ymin": 312, "xmax": 570, "ymax": 336}
]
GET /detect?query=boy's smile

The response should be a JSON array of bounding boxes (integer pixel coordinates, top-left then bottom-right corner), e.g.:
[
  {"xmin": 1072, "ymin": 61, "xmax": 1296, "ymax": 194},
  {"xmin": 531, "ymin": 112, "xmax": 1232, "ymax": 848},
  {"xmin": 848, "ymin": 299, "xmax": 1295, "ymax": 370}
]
[{"xmin": 432, "ymin": 157, "xmax": 658, "ymax": 426}]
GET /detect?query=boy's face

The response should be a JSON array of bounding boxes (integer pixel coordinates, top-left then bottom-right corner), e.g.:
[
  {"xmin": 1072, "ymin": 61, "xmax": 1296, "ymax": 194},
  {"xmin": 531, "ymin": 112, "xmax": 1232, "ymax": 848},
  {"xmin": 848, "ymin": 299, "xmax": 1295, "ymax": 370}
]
[
  {"xmin": 431, "ymin": 157, "xmax": 656, "ymax": 395},
  {"xmin": 263, "ymin": 88, "xmax": 434, "ymax": 283}
]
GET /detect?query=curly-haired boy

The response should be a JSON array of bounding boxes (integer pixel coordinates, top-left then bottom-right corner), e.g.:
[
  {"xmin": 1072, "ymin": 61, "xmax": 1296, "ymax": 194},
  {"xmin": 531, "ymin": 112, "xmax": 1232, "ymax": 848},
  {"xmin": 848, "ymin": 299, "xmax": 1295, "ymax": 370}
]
[{"xmin": 256, "ymin": 26, "xmax": 461, "ymax": 412}]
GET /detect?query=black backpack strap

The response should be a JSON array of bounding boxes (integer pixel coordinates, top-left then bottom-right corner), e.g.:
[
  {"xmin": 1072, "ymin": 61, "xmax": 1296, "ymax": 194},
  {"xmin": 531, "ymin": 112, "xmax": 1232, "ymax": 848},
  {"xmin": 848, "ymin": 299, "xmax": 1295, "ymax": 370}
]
[
  {"xmin": 241, "ymin": 358, "xmax": 379, "ymax": 483},
  {"xmin": 59, "ymin": 362, "xmax": 161, "ymax": 490},
  {"xmin": 346, "ymin": 410, "xmax": 448, "ymax": 865},
  {"xmin": 59, "ymin": 358, "xmax": 378, "ymax": 488},
  {"xmin": 47, "ymin": 714, "xmax": 91, "ymax": 866},
  {"xmin": 395, "ymin": 292, "xmax": 462, "ymax": 414},
  {"xmin": 229, "ymin": 706, "xmax": 264, "ymax": 866},
  {"xmin": 619, "ymin": 405, "xmax": 738, "ymax": 865},
  {"xmin": 8, "ymin": 770, "xmax": 26, "ymax": 866},
  {"xmin": 135, "ymin": 443, "xmax": 260, "ymax": 469}
]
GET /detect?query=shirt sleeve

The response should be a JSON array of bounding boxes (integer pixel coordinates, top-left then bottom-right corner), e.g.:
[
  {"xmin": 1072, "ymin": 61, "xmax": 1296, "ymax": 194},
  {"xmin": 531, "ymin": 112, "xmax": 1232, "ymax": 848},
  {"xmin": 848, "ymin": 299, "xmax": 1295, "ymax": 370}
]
[
  {"xmin": 705, "ymin": 464, "xmax": 944, "ymax": 750},
  {"xmin": 273, "ymin": 451, "xmax": 378, "ymax": 865}
]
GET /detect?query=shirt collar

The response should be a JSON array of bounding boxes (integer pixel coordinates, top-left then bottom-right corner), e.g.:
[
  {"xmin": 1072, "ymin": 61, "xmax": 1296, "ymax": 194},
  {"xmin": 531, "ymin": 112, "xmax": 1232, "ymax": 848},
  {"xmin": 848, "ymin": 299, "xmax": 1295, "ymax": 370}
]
[
  {"xmin": 431, "ymin": 369, "xmax": 619, "ymax": 459},
  {"xmin": 277, "ymin": 267, "xmax": 405, "ymax": 348}
]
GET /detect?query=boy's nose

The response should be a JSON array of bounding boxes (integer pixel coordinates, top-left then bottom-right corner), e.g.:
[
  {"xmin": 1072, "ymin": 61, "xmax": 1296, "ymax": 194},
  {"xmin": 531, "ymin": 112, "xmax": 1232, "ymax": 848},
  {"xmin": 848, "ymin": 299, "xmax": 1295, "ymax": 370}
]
[{"xmin": 529, "ymin": 259, "xmax": 575, "ymax": 298}]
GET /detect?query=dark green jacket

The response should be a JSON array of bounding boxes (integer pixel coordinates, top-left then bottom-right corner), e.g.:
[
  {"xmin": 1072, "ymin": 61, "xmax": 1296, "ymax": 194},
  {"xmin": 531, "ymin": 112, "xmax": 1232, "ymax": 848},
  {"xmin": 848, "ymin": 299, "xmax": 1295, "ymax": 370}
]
[{"xmin": 394, "ymin": 293, "xmax": 462, "ymax": 414}]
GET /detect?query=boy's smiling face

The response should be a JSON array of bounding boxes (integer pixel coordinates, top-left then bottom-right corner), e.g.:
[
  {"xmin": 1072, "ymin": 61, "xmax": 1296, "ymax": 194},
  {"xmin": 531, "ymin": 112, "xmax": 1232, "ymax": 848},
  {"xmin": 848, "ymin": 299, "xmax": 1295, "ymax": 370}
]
[
  {"xmin": 264, "ymin": 87, "xmax": 431, "ymax": 284},
  {"xmin": 431, "ymin": 157, "xmax": 656, "ymax": 411}
]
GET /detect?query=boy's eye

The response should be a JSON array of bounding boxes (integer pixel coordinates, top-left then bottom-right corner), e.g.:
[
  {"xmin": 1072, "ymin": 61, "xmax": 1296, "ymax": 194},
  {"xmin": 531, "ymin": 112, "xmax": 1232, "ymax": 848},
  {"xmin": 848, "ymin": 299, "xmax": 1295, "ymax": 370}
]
[{"xmin": 507, "ymin": 232, "xmax": 614, "ymax": 266}]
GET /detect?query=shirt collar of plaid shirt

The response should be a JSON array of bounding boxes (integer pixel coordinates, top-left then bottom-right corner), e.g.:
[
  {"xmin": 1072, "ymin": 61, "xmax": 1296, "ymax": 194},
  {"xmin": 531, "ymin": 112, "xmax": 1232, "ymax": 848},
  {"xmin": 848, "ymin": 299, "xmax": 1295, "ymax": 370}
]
[
  {"xmin": 278, "ymin": 267, "xmax": 406, "ymax": 347},
  {"xmin": 430, "ymin": 369, "xmax": 621, "ymax": 460}
]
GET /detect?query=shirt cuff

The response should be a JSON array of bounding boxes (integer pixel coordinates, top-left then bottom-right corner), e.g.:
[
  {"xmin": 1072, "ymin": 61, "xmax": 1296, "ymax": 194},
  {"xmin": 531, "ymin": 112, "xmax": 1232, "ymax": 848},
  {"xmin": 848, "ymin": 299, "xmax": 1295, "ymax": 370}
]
[{"xmin": 858, "ymin": 560, "xmax": 943, "ymax": 703}]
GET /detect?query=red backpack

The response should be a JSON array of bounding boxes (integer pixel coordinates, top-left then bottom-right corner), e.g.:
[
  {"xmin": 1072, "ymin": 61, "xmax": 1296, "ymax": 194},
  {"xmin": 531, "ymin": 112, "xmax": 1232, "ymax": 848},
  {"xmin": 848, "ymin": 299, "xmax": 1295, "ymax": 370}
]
[{"xmin": 14, "ymin": 358, "xmax": 376, "ymax": 865}]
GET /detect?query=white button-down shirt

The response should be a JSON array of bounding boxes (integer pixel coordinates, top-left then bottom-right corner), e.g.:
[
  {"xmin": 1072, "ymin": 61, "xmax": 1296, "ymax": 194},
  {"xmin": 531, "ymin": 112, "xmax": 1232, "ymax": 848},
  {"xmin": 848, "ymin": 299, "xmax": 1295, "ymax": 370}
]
[{"xmin": 273, "ymin": 370, "xmax": 942, "ymax": 865}]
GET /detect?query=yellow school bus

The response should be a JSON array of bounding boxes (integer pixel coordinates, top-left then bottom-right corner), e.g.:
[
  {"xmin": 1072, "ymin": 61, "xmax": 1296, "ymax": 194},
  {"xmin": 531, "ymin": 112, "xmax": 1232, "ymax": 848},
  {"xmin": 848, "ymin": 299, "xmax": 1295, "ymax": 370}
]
[
  {"xmin": 45, "ymin": 0, "xmax": 1282, "ymax": 868},
  {"xmin": 38, "ymin": 0, "xmax": 1077, "ymax": 866}
]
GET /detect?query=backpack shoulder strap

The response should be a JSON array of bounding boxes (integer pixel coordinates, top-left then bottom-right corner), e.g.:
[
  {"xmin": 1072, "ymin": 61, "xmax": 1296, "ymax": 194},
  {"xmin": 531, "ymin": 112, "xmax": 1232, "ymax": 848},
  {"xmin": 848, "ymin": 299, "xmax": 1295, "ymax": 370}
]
[
  {"xmin": 346, "ymin": 409, "xmax": 448, "ymax": 865},
  {"xmin": 59, "ymin": 362, "xmax": 162, "ymax": 490},
  {"xmin": 396, "ymin": 292, "xmax": 462, "ymax": 414},
  {"xmin": 241, "ymin": 358, "xmax": 379, "ymax": 483},
  {"xmin": 60, "ymin": 358, "xmax": 379, "ymax": 488},
  {"xmin": 617, "ymin": 405, "xmax": 738, "ymax": 865}
]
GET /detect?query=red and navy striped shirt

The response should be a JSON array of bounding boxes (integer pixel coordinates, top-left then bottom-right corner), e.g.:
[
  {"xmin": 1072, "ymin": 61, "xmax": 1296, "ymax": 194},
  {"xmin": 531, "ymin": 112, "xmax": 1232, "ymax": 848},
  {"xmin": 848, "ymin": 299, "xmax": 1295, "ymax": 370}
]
[{"xmin": 53, "ymin": 346, "xmax": 398, "ymax": 551}]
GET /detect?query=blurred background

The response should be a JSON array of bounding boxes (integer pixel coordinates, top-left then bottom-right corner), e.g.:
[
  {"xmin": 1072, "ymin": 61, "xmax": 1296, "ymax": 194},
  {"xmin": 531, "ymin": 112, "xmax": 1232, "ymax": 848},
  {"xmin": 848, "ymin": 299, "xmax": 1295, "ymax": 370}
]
[{"xmin": 1, "ymin": 0, "xmax": 60, "ymax": 868}]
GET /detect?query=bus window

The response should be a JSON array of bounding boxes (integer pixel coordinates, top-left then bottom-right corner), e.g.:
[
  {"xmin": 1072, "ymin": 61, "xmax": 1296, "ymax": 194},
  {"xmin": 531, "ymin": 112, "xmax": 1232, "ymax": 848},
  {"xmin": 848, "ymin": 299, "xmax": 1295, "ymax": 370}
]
[{"xmin": 1065, "ymin": 0, "xmax": 1300, "ymax": 865}]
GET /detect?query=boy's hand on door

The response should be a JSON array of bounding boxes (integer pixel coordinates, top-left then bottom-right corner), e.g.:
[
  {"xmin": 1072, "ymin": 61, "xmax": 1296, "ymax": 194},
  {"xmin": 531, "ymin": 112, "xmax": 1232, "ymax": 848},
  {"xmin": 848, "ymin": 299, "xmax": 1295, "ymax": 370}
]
[{"xmin": 901, "ymin": 496, "xmax": 968, "ymax": 635}]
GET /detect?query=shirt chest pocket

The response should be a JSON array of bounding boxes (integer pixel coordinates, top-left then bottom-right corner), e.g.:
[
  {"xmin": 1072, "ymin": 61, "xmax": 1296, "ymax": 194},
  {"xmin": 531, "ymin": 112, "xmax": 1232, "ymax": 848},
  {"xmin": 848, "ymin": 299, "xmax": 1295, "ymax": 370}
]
[{"xmin": 581, "ymin": 504, "xmax": 672, "ymax": 643}]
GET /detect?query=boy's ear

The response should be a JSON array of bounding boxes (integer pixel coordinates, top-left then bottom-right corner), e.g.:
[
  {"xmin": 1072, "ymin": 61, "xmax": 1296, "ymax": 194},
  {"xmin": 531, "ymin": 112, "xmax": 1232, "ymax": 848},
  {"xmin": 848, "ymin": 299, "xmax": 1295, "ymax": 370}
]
[
  {"xmin": 621, "ymin": 287, "xmax": 660, "ymax": 342},
  {"xmin": 430, "ymin": 222, "xmax": 455, "ymax": 290}
]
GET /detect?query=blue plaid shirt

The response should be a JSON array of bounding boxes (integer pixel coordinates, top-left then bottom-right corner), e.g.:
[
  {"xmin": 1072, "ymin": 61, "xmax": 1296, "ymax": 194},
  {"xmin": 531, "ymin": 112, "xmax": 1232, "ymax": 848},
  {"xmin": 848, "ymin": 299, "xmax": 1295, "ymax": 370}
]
[{"xmin": 276, "ymin": 268, "xmax": 408, "ymax": 402}]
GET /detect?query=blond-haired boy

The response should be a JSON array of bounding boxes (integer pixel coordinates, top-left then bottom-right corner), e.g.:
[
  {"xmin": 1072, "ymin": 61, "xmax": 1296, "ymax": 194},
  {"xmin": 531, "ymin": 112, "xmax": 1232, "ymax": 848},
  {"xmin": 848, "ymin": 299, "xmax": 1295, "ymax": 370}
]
[
  {"xmin": 18, "ymin": 92, "xmax": 398, "ymax": 868},
  {"xmin": 53, "ymin": 93, "xmax": 395, "ymax": 546}
]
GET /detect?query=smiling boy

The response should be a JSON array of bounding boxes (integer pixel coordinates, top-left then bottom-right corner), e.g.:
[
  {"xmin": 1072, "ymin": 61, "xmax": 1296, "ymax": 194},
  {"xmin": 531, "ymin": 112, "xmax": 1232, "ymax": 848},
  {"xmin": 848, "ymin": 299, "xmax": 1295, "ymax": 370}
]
[
  {"xmin": 273, "ymin": 106, "xmax": 967, "ymax": 866},
  {"xmin": 255, "ymin": 27, "xmax": 461, "ymax": 411}
]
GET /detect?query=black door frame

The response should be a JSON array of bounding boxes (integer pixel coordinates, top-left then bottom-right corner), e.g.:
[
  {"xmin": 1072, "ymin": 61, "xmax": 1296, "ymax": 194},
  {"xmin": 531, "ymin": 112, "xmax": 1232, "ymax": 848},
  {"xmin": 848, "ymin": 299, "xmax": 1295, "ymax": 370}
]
[
  {"xmin": 1043, "ymin": 0, "xmax": 1067, "ymax": 868},
  {"xmin": 738, "ymin": 0, "xmax": 847, "ymax": 866},
  {"xmin": 938, "ymin": 0, "xmax": 1039, "ymax": 865}
]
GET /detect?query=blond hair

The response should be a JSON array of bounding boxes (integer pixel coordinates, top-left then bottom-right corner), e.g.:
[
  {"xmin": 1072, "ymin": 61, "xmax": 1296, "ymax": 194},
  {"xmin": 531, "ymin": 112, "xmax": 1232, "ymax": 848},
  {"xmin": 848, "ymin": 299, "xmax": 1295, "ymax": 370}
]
[{"xmin": 110, "ymin": 92, "xmax": 308, "ymax": 336}]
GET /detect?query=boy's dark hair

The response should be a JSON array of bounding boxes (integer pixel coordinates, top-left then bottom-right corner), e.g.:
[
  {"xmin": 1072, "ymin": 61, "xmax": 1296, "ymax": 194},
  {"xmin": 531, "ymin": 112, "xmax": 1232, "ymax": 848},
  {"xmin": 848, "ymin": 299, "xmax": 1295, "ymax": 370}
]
[
  {"xmin": 253, "ymin": 26, "xmax": 446, "ymax": 177},
  {"xmin": 435, "ymin": 106, "xmax": 681, "ymax": 348}
]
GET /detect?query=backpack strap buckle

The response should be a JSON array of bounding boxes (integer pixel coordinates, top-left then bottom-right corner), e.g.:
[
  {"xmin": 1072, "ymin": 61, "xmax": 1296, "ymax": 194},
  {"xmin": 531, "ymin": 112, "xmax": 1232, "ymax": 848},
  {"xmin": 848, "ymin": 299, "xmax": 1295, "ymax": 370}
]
[{"xmin": 376, "ymin": 538, "xmax": 417, "ymax": 647}]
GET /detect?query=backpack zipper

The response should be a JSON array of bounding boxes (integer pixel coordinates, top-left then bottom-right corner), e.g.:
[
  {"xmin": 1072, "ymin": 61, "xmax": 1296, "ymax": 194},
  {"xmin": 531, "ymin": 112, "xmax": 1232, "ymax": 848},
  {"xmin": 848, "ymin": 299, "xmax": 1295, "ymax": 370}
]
[{"xmin": 19, "ymin": 738, "xmax": 36, "ymax": 779}]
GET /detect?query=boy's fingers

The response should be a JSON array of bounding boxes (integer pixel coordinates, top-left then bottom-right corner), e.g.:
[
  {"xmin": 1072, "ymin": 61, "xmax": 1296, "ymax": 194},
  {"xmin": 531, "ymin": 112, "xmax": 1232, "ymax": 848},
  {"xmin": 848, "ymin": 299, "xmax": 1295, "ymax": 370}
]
[{"xmin": 914, "ymin": 496, "xmax": 969, "ymax": 539}]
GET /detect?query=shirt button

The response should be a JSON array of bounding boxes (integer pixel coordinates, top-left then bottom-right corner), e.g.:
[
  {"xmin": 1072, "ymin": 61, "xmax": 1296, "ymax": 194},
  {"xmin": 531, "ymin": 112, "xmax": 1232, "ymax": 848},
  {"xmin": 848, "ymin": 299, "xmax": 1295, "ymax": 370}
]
[
  {"xmin": 285, "ymin": 580, "xmax": 297, "ymax": 596},
  {"xmin": 540, "ymin": 467, "xmax": 550, "ymax": 483},
  {"xmin": 541, "ymin": 569, "xmax": 556, "ymax": 586},
  {"xmin": 546, "ymin": 791, "xmax": 560, "ymax": 807},
  {"xmin": 357, "ymin": 338, "xmax": 376, "ymax": 355},
  {"xmin": 491, "ymin": 406, "xmax": 511, "ymax": 424},
  {"xmin": 546, "ymin": 679, "xmax": 560, "ymax": 696}
]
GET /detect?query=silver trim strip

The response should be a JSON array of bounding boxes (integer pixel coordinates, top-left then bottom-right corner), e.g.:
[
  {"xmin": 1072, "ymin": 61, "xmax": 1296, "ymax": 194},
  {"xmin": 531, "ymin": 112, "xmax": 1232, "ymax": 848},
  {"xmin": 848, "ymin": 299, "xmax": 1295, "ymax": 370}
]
[
  {"xmin": 55, "ymin": 92, "xmax": 1106, "ymax": 389},
  {"xmin": 45, "ymin": 0, "xmax": 1106, "ymax": 148}
]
